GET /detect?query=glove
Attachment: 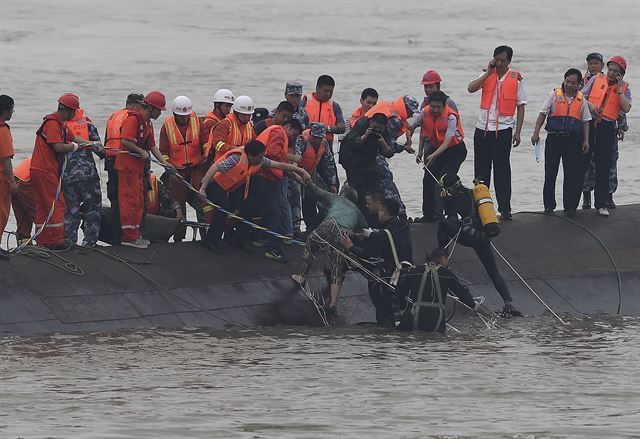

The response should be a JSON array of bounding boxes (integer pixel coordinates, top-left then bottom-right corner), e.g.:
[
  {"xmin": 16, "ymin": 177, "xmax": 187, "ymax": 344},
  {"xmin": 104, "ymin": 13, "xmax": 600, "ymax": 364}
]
[
  {"xmin": 361, "ymin": 228, "xmax": 374, "ymax": 238},
  {"xmin": 92, "ymin": 142, "xmax": 105, "ymax": 154},
  {"xmin": 71, "ymin": 142, "xmax": 79, "ymax": 152}
]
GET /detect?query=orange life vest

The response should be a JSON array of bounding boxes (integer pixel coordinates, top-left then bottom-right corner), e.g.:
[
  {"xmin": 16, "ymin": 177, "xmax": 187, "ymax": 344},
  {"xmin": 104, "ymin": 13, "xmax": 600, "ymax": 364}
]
[
  {"xmin": 365, "ymin": 96, "xmax": 409, "ymax": 135},
  {"xmin": 64, "ymin": 108, "xmax": 90, "ymax": 141},
  {"xmin": 421, "ymin": 105, "xmax": 464, "ymax": 147},
  {"xmin": 348, "ymin": 107, "xmax": 364, "ymax": 129},
  {"xmin": 587, "ymin": 73, "xmax": 628, "ymax": 121},
  {"xmin": 32, "ymin": 112, "xmax": 74, "ymax": 173},
  {"xmin": 202, "ymin": 111, "xmax": 223, "ymax": 158},
  {"xmin": 204, "ymin": 111, "xmax": 222, "ymax": 127},
  {"xmin": 163, "ymin": 112, "xmax": 202, "ymax": 168},
  {"xmin": 114, "ymin": 111, "xmax": 152, "ymax": 175},
  {"xmin": 304, "ymin": 93, "xmax": 337, "ymax": 143},
  {"xmin": 545, "ymin": 88, "xmax": 584, "ymax": 135},
  {"xmin": 146, "ymin": 174, "xmax": 160, "ymax": 215},
  {"xmin": 208, "ymin": 113, "xmax": 255, "ymax": 158},
  {"xmin": 213, "ymin": 147, "xmax": 261, "ymax": 198},
  {"xmin": 480, "ymin": 69, "xmax": 521, "ymax": 117},
  {"xmin": 255, "ymin": 125, "xmax": 287, "ymax": 180},
  {"xmin": 298, "ymin": 130, "xmax": 326, "ymax": 175},
  {"xmin": 105, "ymin": 109, "xmax": 129, "ymax": 150},
  {"xmin": 13, "ymin": 157, "xmax": 31, "ymax": 182}
]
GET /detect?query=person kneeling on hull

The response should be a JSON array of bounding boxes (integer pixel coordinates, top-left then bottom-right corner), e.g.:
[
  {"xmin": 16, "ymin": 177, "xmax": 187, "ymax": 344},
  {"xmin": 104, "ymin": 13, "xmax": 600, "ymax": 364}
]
[
  {"xmin": 437, "ymin": 173, "xmax": 522, "ymax": 317},
  {"xmin": 395, "ymin": 247, "xmax": 490, "ymax": 332}
]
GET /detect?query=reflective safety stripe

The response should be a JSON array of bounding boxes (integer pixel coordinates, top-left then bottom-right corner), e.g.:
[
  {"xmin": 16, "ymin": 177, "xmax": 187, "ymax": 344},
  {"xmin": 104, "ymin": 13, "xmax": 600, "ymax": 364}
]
[
  {"xmin": 476, "ymin": 197, "xmax": 493, "ymax": 205},
  {"xmin": 203, "ymin": 205, "xmax": 215, "ymax": 213},
  {"xmin": 215, "ymin": 140, "xmax": 226, "ymax": 151},
  {"xmin": 121, "ymin": 225, "xmax": 140, "ymax": 230},
  {"xmin": 162, "ymin": 154, "xmax": 170, "ymax": 161},
  {"xmin": 35, "ymin": 222, "xmax": 63, "ymax": 228}
]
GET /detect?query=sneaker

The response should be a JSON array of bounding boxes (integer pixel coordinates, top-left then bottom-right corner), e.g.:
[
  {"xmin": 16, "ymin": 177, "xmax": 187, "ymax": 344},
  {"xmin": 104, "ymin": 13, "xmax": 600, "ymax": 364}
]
[
  {"xmin": 200, "ymin": 240, "xmax": 223, "ymax": 254},
  {"xmin": 81, "ymin": 241, "xmax": 96, "ymax": 248},
  {"xmin": 597, "ymin": 208, "xmax": 610, "ymax": 217},
  {"xmin": 48, "ymin": 242, "xmax": 73, "ymax": 251},
  {"xmin": 544, "ymin": 208, "xmax": 554, "ymax": 215},
  {"xmin": 500, "ymin": 211, "xmax": 513, "ymax": 221},
  {"xmin": 121, "ymin": 238, "xmax": 148, "ymax": 249},
  {"xmin": 264, "ymin": 248, "xmax": 289, "ymax": 263},
  {"xmin": 140, "ymin": 238, "xmax": 151, "ymax": 245},
  {"xmin": 502, "ymin": 302, "xmax": 522, "ymax": 317},
  {"xmin": 251, "ymin": 238, "xmax": 269, "ymax": 248}
]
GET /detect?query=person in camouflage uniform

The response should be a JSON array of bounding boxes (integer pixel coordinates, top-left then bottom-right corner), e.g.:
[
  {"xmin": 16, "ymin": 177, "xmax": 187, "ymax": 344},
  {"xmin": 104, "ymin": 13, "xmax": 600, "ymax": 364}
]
[
  {"xmin": 62, "ymin": 115, "xmax": 104, "ymax": 247},
  {"xmin": 269, "ymin": 82, "xmax": 309, "ymax": 130}
]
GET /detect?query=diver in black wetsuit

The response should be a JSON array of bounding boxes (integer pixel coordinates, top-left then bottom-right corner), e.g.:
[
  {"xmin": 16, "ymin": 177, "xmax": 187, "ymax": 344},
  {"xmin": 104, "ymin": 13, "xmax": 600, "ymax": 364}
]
[{"xmin": 437, "ymin": 174, "xmax": 522, "ymax": 317}]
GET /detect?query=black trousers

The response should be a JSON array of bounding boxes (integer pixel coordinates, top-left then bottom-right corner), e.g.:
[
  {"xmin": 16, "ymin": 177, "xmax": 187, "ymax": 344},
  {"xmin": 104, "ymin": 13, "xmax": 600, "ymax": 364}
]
[
  {"xmin": 204, "ymin": 182, "xmax": 249, "ymax": 246},
  {"xmin": 473, "ymin": 127, "xmax": 512, "ymax": 214},
  {"xmin": 368, "ymin": 281, "xmax": 395, "ymax": 327},
  {"xmin": 248, "ymin": 176, "xmax": 281, "ymax": 251},
  {"xmin": 422, "ymin": 142, "xmax": 467, "ymax": 218},
  {"xmin": 585, "ymin": 120, "xmax": 616, "ymax": 209},
  {"xmin": 543, "ymin": 133, "xmax": 583, "ymax": 211},
  {"xmin": 437, "ymin": 217, "xmax": 513, "ymax": 303}
]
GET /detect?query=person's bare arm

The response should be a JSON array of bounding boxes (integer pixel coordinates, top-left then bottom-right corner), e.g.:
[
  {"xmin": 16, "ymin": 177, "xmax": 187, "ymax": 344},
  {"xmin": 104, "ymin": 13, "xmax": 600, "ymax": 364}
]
[
  {"xmin": 468, "ymin": 61, "xmax": 495, "ymax": 93},
  {"xmin": 1, "ymin": 157, "xmax": 17, "ymax": 195},
  {"xmin": 513, "ymin": 104, "xmax": 525, "ymax": 147}
]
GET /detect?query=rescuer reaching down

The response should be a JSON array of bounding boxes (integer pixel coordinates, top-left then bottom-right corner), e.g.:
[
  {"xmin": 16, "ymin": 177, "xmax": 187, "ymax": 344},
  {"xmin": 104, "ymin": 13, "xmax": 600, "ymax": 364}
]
[{"xmin": 437, "ymin": 174, "xmax": 522, "ymax": 317}]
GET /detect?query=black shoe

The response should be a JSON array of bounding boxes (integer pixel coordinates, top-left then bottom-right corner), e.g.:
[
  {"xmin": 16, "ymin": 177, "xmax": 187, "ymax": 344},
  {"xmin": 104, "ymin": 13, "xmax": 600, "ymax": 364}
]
[
  {"xmin": 325, "ymin": 302, "xmax": 338, "ymax": 317},
  {"xmin": 544, "ymin": 208, "xmax": 554, "ymax": 215},
  {"xmin": 502, "ymin": 302, "xmax": 523, "ymax": 317},
  {"xmin": 0, "ymin": 248, "xmax": 10, "ymax": 261},
  {"xmin": 200, "ymin": 240, "xmax": 223, "ymax": 254},
  {"xmin": 500, "ymin": 211, "xmax": 513, "ymax": 221},
  {"xmin": 582, "ymin": 191, "xmax": 592, "ymax": 210},
  {"xmin": 264, "ymin": 248, "xmax": 289, "ymax": 263},
  {"xmin": 564, "ymin": 209, "xmax": 576, "ymax": 218},
  {"xmin": 606, "ymin": 196, "xmax": 616, "ymax": 209}
]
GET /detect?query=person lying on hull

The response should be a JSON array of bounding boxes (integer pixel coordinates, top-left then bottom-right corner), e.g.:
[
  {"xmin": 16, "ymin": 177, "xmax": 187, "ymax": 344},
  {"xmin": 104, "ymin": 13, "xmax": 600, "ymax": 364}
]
[
  {"xmin": 394, "ymin": 247, "xmax": 492, "ymax": 332},
  {"xmin": 340, "ymin": 197, "xmax": 413, "ymax": 327},
  {"xmin": 437, "ymin": 174, "xmax": 522, "ymax": 317},
  {"xmin": 198, "ymin": 140, "xmax": 311, "ymax": 255}
]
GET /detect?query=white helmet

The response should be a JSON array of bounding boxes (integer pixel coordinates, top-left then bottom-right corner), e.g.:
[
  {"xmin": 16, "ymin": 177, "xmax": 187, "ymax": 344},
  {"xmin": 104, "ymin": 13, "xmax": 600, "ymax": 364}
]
[
  {"xmin": 232, "ymin": 95, "xmax": 255, "ymax": 115},
  {"xmin": 213, "ymin": 88, "xmax": 235, "ymax": 105},
  {"xmin": 172, "ymin": 96, "xmax": 193, "ymax": 116}
]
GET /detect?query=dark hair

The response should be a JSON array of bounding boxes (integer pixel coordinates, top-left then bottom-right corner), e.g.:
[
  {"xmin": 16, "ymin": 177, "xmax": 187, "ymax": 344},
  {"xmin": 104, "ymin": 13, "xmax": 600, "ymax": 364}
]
[
  {"xmin": 276, "ymin": 101, "xmax": 295, "ymax": 114},
  {"xmin": 365, "ymin": 188, "xmax": 385, "ymax": 203},
  {"xmin": 493, "ymin": 45, "xmax": 513, "ymax": 61},
  {"xmin": 286, "ymin": 118, "xmax": 303, "ymax": 133},
  {"xmin": 380, "ymin": 197, "xmax": 400, "ymax": 217},
  {"xmin": 360, "ymin": 88, "xmax": 378, "ymax": 101},
  {"xmin": 316, "ymin": 75, "xmax": 335, "ymax": 88},
  {"xmin": 370, "ymin": 113, "xmax": 388, "ymax": 125},
  {"xmin": 126, "ymin": 93, "xmax": 144, "ymax": 105},
  {"xmin": 0, "ymin": 95, "xmax": 14, "ymax": 113},
  {"xmin": 429, "ymin": 91, "xmax": 448, "ymax": 106},
  {"xmin": 429, "ymin": 247, "xmax": 447, "ymax": 262},
  {"xmin": 245, "ymin": 140, "xmax": 266, "ymax": 156},
  {"xmin": 564, "ymin": 68, "xmax": 583, "ymax": 83}
]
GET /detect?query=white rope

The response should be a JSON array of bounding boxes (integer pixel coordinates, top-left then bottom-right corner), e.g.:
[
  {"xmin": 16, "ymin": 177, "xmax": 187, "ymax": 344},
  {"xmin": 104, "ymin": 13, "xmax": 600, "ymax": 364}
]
[
  {"xmin": 490, "ymin": 243, "xmax": 568, "ymax": 325},
  {"xmin": 298, "ymin": 281, "xmax": 330, "ymax": 327}
]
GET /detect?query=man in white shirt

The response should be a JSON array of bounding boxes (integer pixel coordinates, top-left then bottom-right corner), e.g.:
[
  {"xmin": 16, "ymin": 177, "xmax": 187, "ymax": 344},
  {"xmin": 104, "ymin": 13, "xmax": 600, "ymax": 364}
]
[{"xmin": 468, "ymin": 45, "xmax": 527, "ymax": 220}]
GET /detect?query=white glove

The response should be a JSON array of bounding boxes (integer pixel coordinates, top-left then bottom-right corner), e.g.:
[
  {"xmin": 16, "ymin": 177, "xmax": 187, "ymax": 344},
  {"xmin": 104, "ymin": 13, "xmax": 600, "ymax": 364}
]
[
  {"xmin": 71, "ymin": 142, "xmax": 79, "ymax": 152},
  {"xmin": 361, "ymin": 228, "xmax": 374, "ymax": 238}
]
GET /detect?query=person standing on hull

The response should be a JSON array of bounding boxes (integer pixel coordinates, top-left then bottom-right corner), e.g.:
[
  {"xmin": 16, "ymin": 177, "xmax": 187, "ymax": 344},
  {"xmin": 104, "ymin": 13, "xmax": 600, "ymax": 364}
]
[
  {"xmin": 0, "ymin": 95, "xmax": 17, "ymax": 257},
  {"xmin": 418, "ymin": 91, "xmax": 467, "ymax": 222},
  {"xmin": 198, "ymin": 140, "xmax": 310, "ymax": 255},
  {"xmin": 104, "ymin": 93, "xmax": 145, "ymax": 245},
  {"xmin": 341, "ymin": 197, "xmax": 413, "ymax": 327},
  {"xmin": 343, "ymin": 88, "xmax": 379, "ymax": 137},
  {"xmin": 270, "ymin": 82, "xmax": 309, "ymax": 130},
  {"xmin": 207, "ymin": 95, "xmax": 256, "ymax": 162},
  {"xmin": 339, "ymin": 112, "xmax": 392, "ymax": 218},
  {"xmin": 410, "ymin": 70, "xmax": 459, "ymax": 223},
  {"xmin": 467, "ymin": 45, "xmax": 527, "ymax": 221},
  {"xmin": 437, "ymin": 174, "xmax": 522, "ymax": 317},
  {"xmin": 203, "ymin": 89, "xmax": 235, "ymax": 136},
  {"xmin": 11, "ymin": 158, "xmax": 34, "ymax": 246},
  {"xmin": 531, "ymin": 69, "xmax": 591, "ymax": 217},
  {"xmin": 159, "ymin": 95, "xmax": 207, "ymax": 242},
  {"xmin": 116, "ymin": 91, "xmax": 175, "ymax": 249},
  {"xmin": 255, "ymin": 101, "xmax": 294, "ymax": 136},
  {"xmin": 62, "ymin": 108, "xmax": 105, "ymax": 247},
  {"xmin": 301, "ymin": 75, "xmax": 346, "ymax": 145},
  {"xmin": 582, "ymin": 56, "xmax": 632, "ymax": 218},
  {"xmin": 291, "ymin": 182, "xmax": 367, "ymax": 316},
  {"xmin": 251, "ymin": 118, "xmax": 303, "ymax": 262},
  {"xmin": 364, "ymin": 95, "xmax": 419, "ymax": 218},
  {"xmin": 580, "ymin": 53, "xmax": 629, "ymax": 211},
  {"xmin": 30, "ymin": 94, "xmax": 90, "ymax": 249}
]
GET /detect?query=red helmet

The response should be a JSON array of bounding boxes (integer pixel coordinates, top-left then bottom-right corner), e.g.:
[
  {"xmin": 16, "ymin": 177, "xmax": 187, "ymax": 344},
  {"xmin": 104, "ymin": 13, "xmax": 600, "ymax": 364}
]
[
  {"xmin": 421, "ymin": 70, "xmax": 442, "ymax": 85},
  {"xmin": 144, "ymin": 91, "xmax": 167, "ymax": 110},
  {"xmin": 607, "ymin": 56, "xmax": 627, "ymax": 73},
  {"xmin": 58, "ymin": 93, "xmax": 80, "ymax": 110}
]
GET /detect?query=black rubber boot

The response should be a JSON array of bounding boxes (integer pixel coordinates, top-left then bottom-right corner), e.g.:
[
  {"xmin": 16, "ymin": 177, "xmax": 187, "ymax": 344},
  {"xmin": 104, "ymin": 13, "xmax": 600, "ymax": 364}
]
[{"xmin": 502, "ymin": 302, "xmax": 523, "ymax": 317}]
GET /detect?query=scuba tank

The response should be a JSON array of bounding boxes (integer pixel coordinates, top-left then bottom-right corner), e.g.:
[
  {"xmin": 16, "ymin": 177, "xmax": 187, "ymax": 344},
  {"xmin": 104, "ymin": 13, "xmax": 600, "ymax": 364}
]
[{"xmin": 472, "ymin": 181, "xmax": 500, "ymax": 237}]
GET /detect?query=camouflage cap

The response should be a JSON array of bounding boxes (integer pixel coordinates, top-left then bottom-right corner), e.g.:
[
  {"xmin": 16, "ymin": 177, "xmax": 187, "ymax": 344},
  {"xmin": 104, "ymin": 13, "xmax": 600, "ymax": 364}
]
[
  {"xmin": 586, "ymin": 52, "xmax": 604, "ymax": 63},
  {"xmin": 403, "ymin": 95, "xmax": 420, "ymax": 115},
  {"xmin": 285, "ymin": 82, "xmax": 303, "ymax": 95},
  {"xmin": 309, "ymin": 122, "xmax": 327, "ymax": 138}
]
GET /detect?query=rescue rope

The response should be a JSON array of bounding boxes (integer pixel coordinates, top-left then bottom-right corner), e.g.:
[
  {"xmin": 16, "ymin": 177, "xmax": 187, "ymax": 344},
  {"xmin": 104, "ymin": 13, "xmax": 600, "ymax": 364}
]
[
  {"xmin": 296, "ymin": 280, "xmax": 330, "ymax": 327},
  {"xmin": 490, "ymin": 242, "xmax": 568, "ymax": 325},
  {"xmin": 446, "ymin": 294, "xmax": 499, "ymax": 330},
  {"xmin": 92, "ymin": 247, "xmax": 235, "ymax": 325},
  {"xmin": 514, "ymin": 211, "xmax": 623, "ymax": 315},
  {"xmin": 16, "ymin": 245, "xmax": 84, "ymax": 276}
]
